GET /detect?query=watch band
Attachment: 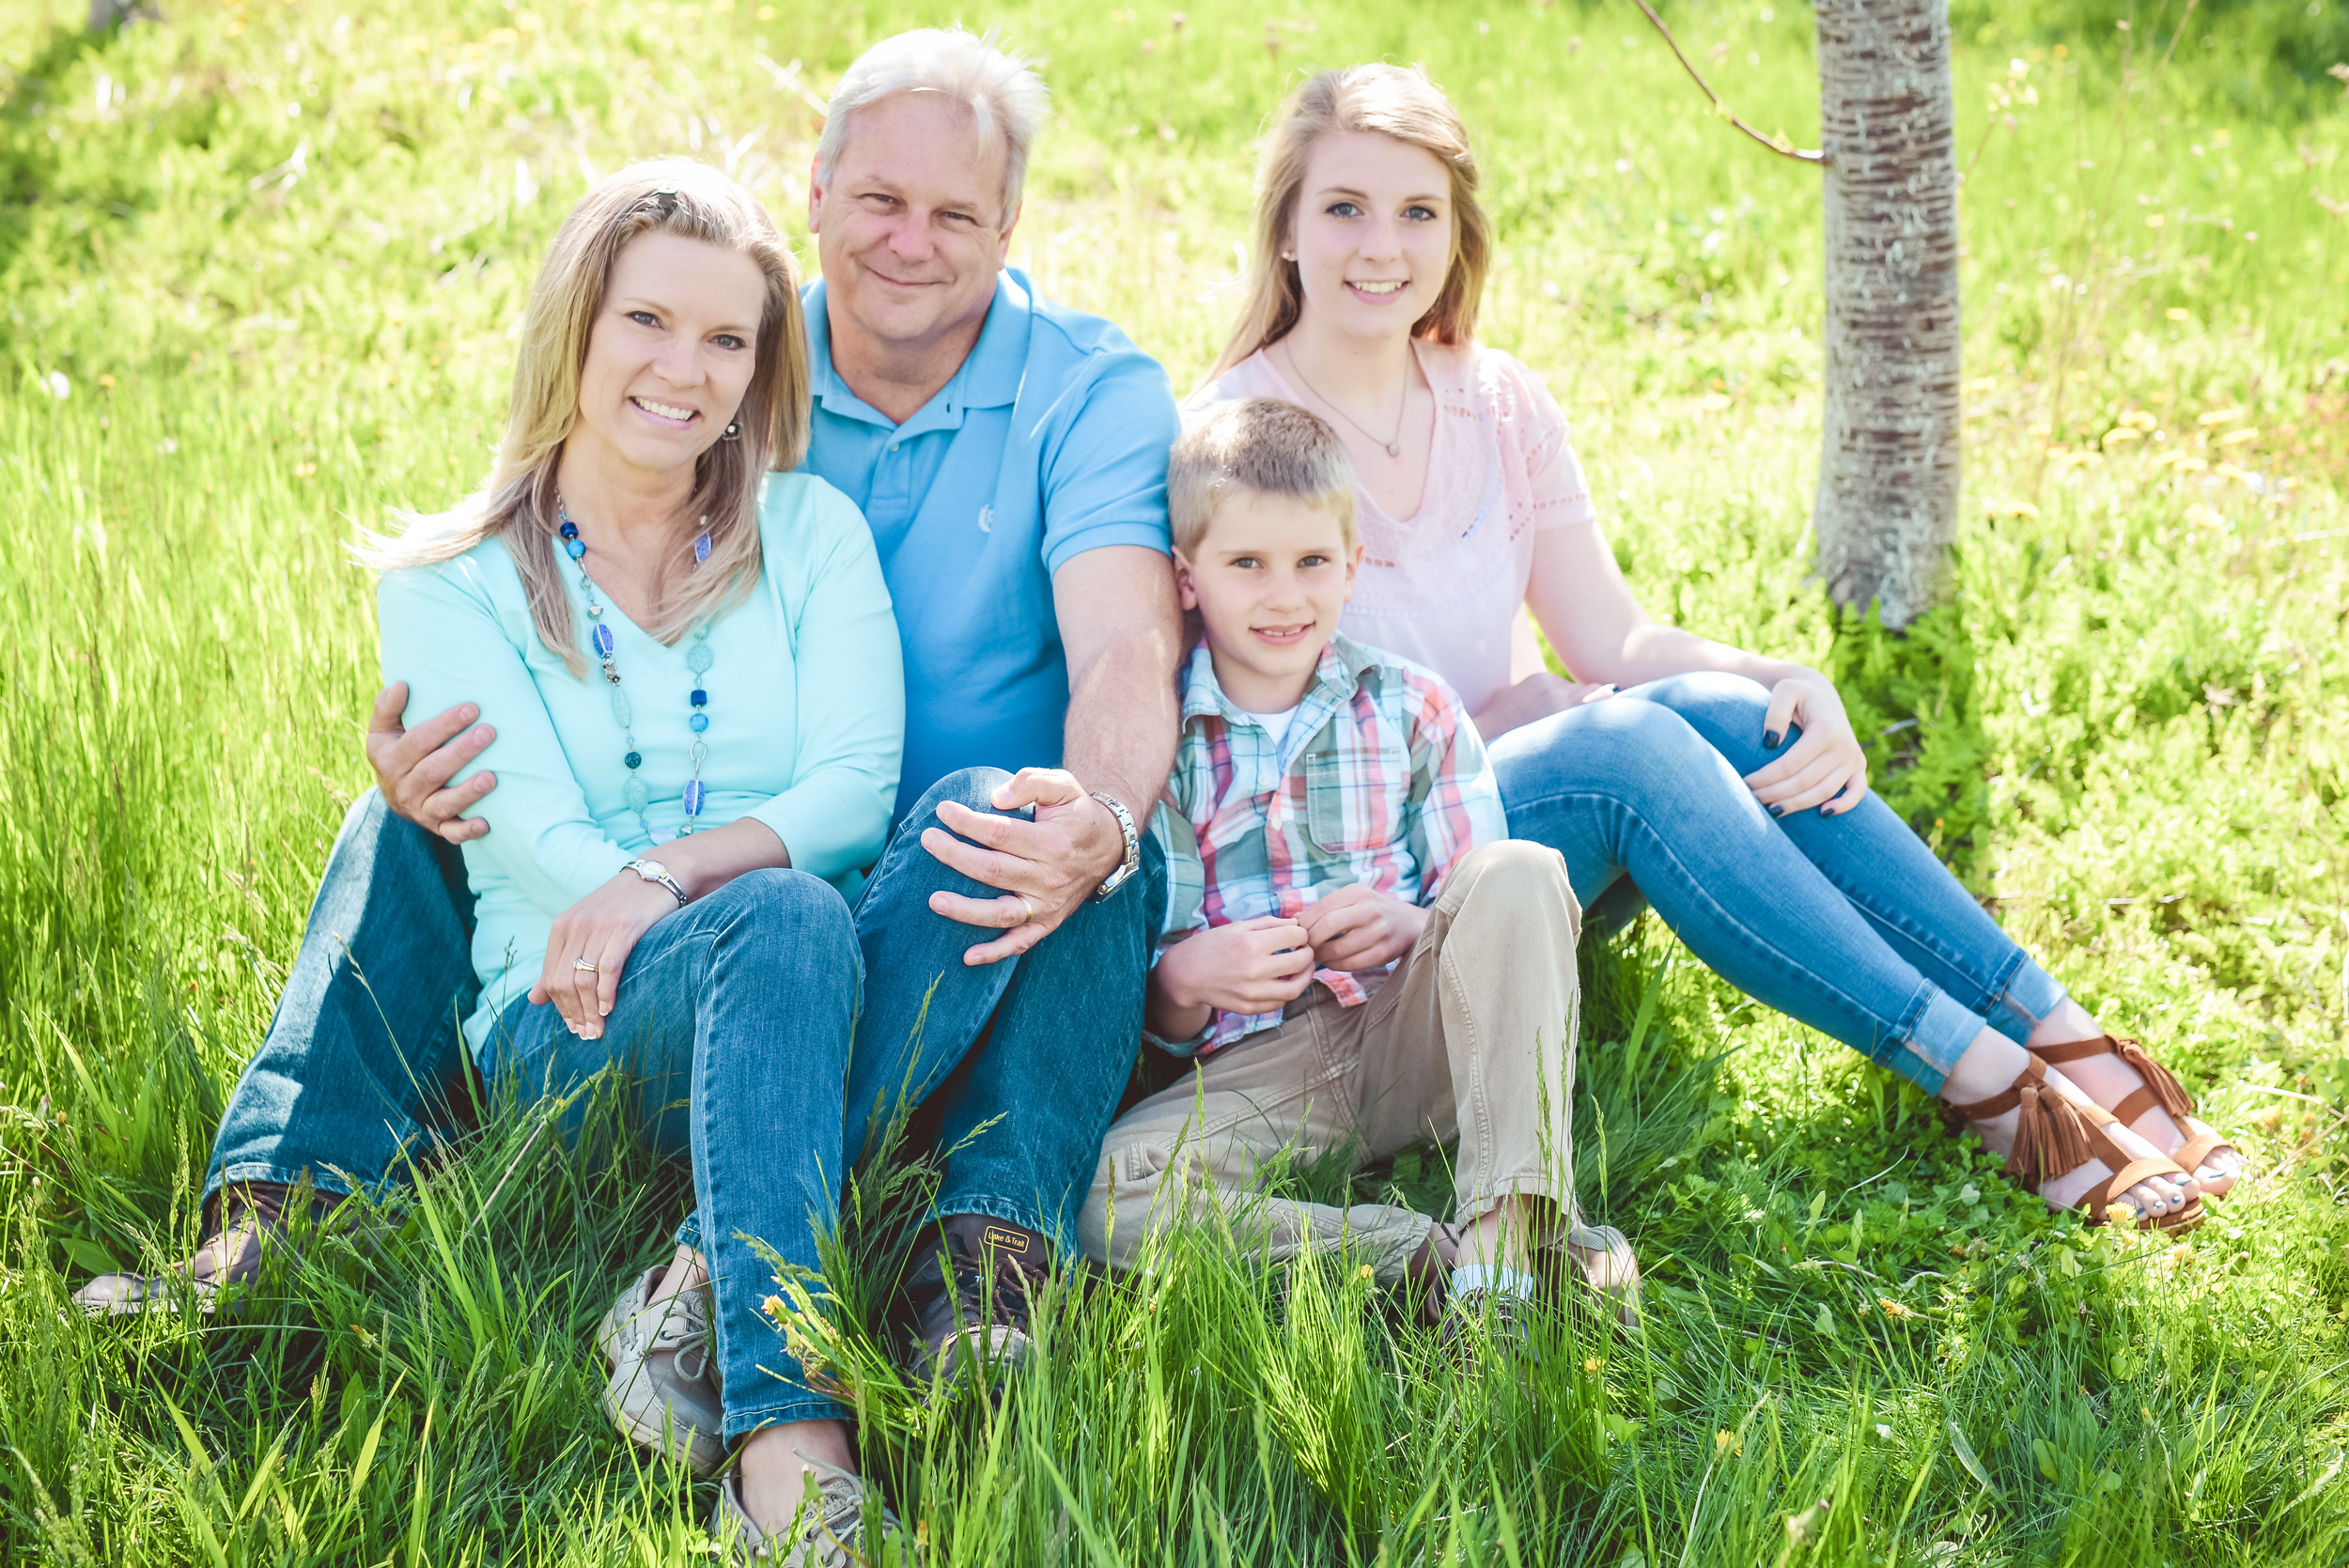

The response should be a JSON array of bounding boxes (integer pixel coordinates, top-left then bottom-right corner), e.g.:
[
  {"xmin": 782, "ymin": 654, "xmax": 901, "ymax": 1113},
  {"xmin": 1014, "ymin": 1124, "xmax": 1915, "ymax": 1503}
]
[
  {"xmin": 623, "ymin": 859, "xmax": 689, "ymax": 907},
  {"xmin": 1088, "ymin": 791, "xmax": 1141, "ymax": 902}
]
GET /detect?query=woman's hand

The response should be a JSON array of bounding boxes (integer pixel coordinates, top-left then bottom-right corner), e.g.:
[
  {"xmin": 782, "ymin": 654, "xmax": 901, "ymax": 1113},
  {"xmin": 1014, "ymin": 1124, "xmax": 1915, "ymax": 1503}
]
[
  {"xmin": 1741, "ymin": 671, "xmax": 1871, "ymax": 818},
  {"xmin": 1298, "ymin": 884, "xmax": 1429, "ymax": 972},
  {"xmin": 1471, "ymin": 673, "xmax": 1618, "ymax": 744},
  {"xmin": 531, "ymin": 872, "xmax": 683, "ymax": 1040},
  {"xmin": 1150, "ymin": 916, "xmax": 1317, "ymax": 1037}
]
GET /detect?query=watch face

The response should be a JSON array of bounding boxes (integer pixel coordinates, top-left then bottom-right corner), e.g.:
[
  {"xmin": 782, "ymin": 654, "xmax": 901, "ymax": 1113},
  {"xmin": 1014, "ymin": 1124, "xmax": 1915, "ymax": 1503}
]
[{"xmin": 636, "ymin": 860, "xmax": 668, "ymax": 880}]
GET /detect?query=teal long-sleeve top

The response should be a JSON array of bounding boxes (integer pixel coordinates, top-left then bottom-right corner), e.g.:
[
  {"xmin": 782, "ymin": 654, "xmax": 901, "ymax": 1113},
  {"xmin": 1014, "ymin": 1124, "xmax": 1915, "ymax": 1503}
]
[{"xmin": 376, "ymin": 471, "xmax": 905, "ymax": 1053}]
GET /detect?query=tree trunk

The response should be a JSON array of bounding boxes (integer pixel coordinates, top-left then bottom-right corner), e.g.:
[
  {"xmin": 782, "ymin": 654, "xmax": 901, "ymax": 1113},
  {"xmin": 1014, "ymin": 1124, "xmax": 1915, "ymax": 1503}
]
[{"xmin": 1812, "ymin": 0, "xmax": 1962, "ymax": 631}]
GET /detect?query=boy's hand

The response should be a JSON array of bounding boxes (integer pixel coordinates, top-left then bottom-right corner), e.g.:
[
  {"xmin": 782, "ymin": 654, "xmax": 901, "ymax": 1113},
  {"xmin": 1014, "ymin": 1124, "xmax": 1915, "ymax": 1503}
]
[
  {"xmin": 1152, "ymin": 916, "xmax": 1317, "ymax": 1023},
  {"xmin": 1298, "ymin": 885, "xmax": 1427, "ymax": 972}
]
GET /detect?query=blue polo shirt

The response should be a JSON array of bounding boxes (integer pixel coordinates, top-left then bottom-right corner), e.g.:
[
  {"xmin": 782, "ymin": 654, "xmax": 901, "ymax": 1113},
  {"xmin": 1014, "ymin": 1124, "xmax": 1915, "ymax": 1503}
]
[{"xmin": 801, "ymin": 268, "xmax": 1179, "ymax": 819}]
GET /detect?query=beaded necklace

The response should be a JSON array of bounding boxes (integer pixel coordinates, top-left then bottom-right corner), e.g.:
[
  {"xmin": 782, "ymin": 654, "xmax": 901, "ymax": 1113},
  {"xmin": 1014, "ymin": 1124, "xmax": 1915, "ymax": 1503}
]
[{"xmin": 555, "ymin": 494, "xmax": 714, "ymax": 840}]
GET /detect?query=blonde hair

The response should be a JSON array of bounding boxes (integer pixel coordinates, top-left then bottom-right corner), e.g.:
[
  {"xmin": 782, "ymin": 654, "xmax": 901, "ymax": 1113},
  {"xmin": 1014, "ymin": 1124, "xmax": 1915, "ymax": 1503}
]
[
  {"xmin": 1207, "ymin": 65, "xmax": 1490, "ymax": 380},
  {"xmin": 363, "ymin": 160, "xmax": 811, "ymax": 674},
  {"xmin": 1168, "ymin": 398, "xmax": 1358, "ymax": 556},
  {"xmin": 817, "ymin": 27, "xmax": 1050, "ymax": 231}
]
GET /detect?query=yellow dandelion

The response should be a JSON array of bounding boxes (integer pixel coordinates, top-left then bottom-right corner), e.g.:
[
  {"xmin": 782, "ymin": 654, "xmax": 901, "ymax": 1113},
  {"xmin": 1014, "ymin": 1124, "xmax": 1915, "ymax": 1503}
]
[
  {"xmin": 2186, "ymin": 504, "xmax": 2226, "ymax": 530},
  {"xmin": 2145, "ymin": 213, "xmax": 2165, "ymax": 227},
  {"xmin": 2197, "ymin": 406, "xmax": 2247, "ymax": 427},
  {"xmin": 1716, "ymin": 1428, "xmax": 1744, "ymax": 1456},
  {"xmin": 2121, "ymin": 410, "xmax": 2159, "ymax": 430},
  {"xmin": 1583, "ymin": 1356, "xmax": 1604, "ymax": 1374},
  {"xmin": 2101, "ymin": 427, "xmax": 2143, "ymax": 447},
  {"xmin": 2213, "ymin": 462, "xmax": 2259, "ymax": 486},
  {"xmin": 1696, "ymin": 392, "xmax": 1733, "ymax": 412},
  {"xmin": 1963, "ymin": 375, "xmax": 2000, "ymax": 396},
  {"xmin": 97, "ymin": 374, "xmax": 117, "ymax": 390},
  {"xmin": 1356, "ymin": 1263, "xmax": 1375, "ymax": 1281},
  {"xmin": 2217, "ymin": 427, "xmax": 2260, "ymax": 445},
  {"xmin": 2165, "ymin": 307, "xmax": 2191, "ymax": 321},
  {"xmin": 1984, "ymin": 500, "xmax": 2041, "ymax": 520},
  {"xmin": 1879, "ymin": 1296, "xmax": 1918, "ymax": 1320}
]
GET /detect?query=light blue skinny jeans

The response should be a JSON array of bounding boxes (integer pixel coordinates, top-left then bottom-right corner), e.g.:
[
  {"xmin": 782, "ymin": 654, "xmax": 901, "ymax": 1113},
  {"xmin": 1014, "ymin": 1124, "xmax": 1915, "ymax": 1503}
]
[{"xmin": 1489, "ymin": 673, "xmax": 2066, "ymax": 1095}]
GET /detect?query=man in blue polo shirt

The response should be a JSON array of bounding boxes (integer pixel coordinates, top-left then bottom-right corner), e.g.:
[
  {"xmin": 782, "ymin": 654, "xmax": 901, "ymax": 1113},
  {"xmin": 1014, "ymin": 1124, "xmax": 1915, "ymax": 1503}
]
[{"xmin": 79, "ymin": 29, "xmax": 1182, "ymax": 1549}]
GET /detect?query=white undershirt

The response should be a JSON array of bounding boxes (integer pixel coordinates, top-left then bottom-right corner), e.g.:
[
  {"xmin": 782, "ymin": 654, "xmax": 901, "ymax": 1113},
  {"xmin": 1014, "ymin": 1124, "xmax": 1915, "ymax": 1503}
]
[{"xmin": 1243, "ymin": 703, "xmax": 1302, "ymax": 757}]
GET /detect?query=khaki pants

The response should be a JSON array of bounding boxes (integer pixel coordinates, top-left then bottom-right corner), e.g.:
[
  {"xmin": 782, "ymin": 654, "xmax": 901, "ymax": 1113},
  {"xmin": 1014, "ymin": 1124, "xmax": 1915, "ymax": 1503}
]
[{"xmin": 1079, "ymin": 840, "xmax": 1587, "ymax": 1285}]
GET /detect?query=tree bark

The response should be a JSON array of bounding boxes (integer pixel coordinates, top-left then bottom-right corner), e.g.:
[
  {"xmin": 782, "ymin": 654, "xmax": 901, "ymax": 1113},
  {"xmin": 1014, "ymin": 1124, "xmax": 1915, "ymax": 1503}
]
[{"xmin": 1812, "ymin": 0, "xmax": 1961, "ymax": 631}]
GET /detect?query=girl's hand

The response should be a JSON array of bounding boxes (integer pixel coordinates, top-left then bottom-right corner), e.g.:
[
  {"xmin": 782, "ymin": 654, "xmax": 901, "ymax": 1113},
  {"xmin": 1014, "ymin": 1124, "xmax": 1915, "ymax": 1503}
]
[
  {"xmin": 1152, "ymin": 916, "xmax": 1318, "ymax": 1023},
  {"xmin": 531, "ymin": 873, "xmax": 682, "ymax": 1040},
  {"xmin": 1741, "ymin": 671, "xmax": 1871, "ymax": 818},
  {"xmin": 1298, "ymin": 884, "xmax": 1428, "ymax": 972}
]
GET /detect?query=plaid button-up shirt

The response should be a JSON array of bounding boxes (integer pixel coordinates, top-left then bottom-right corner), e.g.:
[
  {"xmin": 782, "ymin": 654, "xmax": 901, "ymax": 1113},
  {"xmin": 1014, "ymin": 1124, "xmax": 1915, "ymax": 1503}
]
[{"xmin": 1149, "ymin": 633, "xmax": 1507, "ymax": 1055}]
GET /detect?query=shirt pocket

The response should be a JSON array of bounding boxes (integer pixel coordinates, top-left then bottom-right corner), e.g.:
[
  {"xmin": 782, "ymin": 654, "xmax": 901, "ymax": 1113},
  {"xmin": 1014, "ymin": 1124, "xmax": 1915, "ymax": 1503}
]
[{"xmin": 1303, "ymin": 750, "xmax": 1410, "ymax": 855}]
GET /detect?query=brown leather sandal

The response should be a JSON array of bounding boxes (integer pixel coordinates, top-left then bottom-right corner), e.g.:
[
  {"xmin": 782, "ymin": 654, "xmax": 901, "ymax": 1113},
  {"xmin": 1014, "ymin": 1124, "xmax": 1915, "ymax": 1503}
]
[
  {"xmin": 1948, "ymin": 1059, "xmax": 2204, "ymax": 1233},
  {"xmin": 2027, "ymin": 1034, "xmax": 2236, "ymax": 1188}
]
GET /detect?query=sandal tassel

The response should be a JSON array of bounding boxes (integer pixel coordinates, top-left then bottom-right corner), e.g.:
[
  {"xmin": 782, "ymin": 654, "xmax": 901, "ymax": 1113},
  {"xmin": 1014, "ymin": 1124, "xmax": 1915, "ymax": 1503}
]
[
  {"xmin": 2008, "ymin": 1085, "xmax": 2093, "ymax": 1187},
  {"xmin": 2114, "ymin": 1038, "xmax": 2196, "ymax": 1120}
]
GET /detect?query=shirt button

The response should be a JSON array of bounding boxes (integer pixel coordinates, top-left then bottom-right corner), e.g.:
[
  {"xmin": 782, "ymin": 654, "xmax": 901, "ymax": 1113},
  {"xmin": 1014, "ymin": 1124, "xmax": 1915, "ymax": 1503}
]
[{"xmin": 887, "ymin": 441, "xmax": 899, "ymax": 453}]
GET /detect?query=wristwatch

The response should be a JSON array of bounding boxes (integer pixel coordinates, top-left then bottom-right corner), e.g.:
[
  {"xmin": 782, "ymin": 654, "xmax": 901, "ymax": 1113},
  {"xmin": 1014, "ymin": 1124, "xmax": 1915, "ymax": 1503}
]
[
  {"xmin": 622, "ymin": 858, "xmax": 689, "ymax": 907},
  {"xmin": 1089, "ymin": 791, "xmax": 1141, "ymax": 902}
]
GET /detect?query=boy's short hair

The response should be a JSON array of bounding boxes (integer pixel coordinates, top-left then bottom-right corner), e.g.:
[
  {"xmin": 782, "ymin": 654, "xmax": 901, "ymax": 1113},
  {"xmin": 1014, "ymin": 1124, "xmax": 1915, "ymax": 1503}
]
[{"xmin": 1168, "ymin": 397, "xmax": 1359, "ymax": 556}]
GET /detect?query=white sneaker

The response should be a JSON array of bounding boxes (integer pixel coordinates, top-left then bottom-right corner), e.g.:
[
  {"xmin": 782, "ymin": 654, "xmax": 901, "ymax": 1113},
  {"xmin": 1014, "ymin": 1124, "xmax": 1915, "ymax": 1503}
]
[
  {"xmin": 713, "ymin": 1459, "xmax": 909, "ymax": 1566},
  {"xmin": 599, "ymin": 1265, "xmax": 725, "ymax": 1475}
]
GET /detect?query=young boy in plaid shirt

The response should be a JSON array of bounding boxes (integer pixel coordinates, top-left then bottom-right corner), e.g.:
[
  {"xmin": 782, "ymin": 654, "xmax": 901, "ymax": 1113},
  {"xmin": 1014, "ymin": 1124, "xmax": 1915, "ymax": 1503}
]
[{"xmin": 1077, "ymin": 398, "xmax": 1638, "ymax": 1331}]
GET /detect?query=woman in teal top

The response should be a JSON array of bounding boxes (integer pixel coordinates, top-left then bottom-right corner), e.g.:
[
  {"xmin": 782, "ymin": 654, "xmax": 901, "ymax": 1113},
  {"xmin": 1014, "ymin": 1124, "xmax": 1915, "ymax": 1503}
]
[{"xmin": 366, "ymin": 164, "xmax": 907, "ymax": 1553}]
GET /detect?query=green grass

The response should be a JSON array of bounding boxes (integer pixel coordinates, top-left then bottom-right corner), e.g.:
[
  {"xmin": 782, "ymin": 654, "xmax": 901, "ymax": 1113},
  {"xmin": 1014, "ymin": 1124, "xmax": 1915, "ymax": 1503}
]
[{"xmin": 3, "ymin": 0, "xmax": 2348, "ymax": 1561}]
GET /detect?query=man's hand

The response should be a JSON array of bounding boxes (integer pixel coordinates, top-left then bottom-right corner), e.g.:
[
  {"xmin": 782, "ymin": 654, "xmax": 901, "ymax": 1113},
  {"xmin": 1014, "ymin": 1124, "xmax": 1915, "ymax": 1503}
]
[
  {"xmin": 1740, "ymin": 670, "xmax": 1871, "ymax": 818},
  {"xmin": 1149, "ymin": 916, "xmax": 1317, "ymax": 1038},
  {"xmin": 921, "ymin": 768, "xmax": 1128, "ymax": 965},
  {"xmin": 530, "ymin": 873, "xmax": 679, "ymax": 1040},
  {"xmin": 1297, "ymin": 885, "xmax": 1427, "ymax": 973},
  {"xmin": 368, "ymin": 682, "xmax": 498, "ymax": 845}
]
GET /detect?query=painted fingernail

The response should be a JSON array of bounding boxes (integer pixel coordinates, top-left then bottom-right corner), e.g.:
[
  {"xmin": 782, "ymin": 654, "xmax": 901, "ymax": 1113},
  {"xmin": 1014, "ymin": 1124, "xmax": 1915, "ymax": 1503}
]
[
  {"xmin": 1770, "ymin": 805, "xmax": 1786, "ymax": 817},
  {"xmin": 1765, "ymin": 730, "xmax": 1782, "ymax": 749}
]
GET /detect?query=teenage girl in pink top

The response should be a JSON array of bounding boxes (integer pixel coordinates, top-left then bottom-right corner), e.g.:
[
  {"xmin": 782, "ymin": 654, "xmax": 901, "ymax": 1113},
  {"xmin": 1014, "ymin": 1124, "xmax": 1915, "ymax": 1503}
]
[{"xmin": 1186, "ymin": 65, "xmax": 2241, "ymax": 1234}]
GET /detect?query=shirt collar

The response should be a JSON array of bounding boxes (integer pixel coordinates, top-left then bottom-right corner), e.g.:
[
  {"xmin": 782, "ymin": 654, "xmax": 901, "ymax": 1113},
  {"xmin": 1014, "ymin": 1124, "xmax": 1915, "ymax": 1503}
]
[
  {"xmin": 802, "ymin": 270, "xmax": 1033, "ymax": 436},
  {"xmin": 1177, "ymin": 633, "xmax": 1377, "ymax": 728}
]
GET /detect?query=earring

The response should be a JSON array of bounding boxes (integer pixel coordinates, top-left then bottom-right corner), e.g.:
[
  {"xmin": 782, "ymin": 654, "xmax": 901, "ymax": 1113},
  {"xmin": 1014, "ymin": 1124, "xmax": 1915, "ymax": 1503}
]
[{"xmin": 721, "ymin": 418, "xmax": 741, "ymax": 442}]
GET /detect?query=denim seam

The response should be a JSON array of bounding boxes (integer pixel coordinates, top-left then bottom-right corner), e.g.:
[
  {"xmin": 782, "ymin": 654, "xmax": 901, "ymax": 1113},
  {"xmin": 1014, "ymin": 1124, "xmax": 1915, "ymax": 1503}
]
[
  {"xmin": 723, "ymin": 1389, "xmax": 851, "ymax": 1441},
  {"xmin": 1845, "ymin": 895, "xmax": 2028, "ymax": 1018},
  {"xmin": 1504, "ymin": 785, "xmax": 1938, "ymax": 1067},
  {"xmin": 206, "ymin": 1161, "xmax": 359, "ymax": 1204}
]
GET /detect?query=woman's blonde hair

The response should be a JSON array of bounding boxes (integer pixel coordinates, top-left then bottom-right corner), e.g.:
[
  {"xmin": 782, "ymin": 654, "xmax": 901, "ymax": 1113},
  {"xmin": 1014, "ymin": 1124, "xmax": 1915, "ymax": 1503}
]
[
  {"xmin": 1207, "ymin": 65, "xmax": 1490, "ymax": 380},
  {"xmin": 363, "ymin": 159, "xmax": 811, "ymax": 674}
]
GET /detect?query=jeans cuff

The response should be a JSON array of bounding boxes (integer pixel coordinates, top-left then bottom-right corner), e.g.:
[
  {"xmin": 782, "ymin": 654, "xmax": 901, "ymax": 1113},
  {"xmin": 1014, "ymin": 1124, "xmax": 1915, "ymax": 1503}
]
[
  {"xmin": 929, "ymin": 1193, "xmax": 1072, "ymax": 1267},
  {"xmin": 673, "ymin": 1207, "xmax": 704, "ymax": 1253},
  {"xmin": 1985, "ymin": 955, "xmax": 2070, "ymax": 1045},
  {"xmin": 204, "ymin": 1161, "xmax": 360, "ymax": 1209},
  {"xmin": 1895, "ymin": 986, "xmax": 1992, "ymax": 1097},
  {"xmin": 723, "ymin": 1391, "xmax": 851, "ymax": 1441}
]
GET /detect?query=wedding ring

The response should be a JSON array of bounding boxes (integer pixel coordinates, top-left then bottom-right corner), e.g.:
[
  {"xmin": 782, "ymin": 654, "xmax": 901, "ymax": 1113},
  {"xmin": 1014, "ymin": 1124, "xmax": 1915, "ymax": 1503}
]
[
  {"xmin": 573, "ymin": 959, "xmax": 599, "ymax": 973},
  {"xmin": 1017, "ymin": 895, "xmax": 1036, "ymax": 924}
]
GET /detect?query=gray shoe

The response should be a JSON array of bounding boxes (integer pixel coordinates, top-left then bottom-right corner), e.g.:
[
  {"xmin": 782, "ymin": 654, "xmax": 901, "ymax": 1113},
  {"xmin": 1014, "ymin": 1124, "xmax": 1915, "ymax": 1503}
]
[
  {"xmin": 1562, "ymin": 1212, "xmax": 1642, "ymax": 1327},
  {"xmin": 713, "ymin": 1459, "xmax": 907, "ymax": 1566},
  {"xmin": 1439, "ymin": 1286, "xmax": 1540, "ymax": 1362},
  {"xmin": 599, "ymin": 1265, "xmax": 725, "ymax": 1476},
  {"xmin": 71, "ymin": 1183, "xmax": 334, "ymax": 1319}
]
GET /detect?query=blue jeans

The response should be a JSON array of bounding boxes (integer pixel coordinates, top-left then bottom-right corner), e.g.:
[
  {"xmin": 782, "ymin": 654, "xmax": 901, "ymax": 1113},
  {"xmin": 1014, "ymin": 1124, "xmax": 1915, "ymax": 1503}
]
[
  {"xmin": 207, "ymin": 790, "xmax": 482, "ymax": 1208},
  {"xmin": 483, "ymin": 869, "xmax": 861, "ymax": 1436},
  {"xmin": 1488, "ymin": 673, "xmax": 2067, "ymax": 1094},
  {"xmin": 677, "ymin": 767, "xmax": 1169, "ymax": 1258}
]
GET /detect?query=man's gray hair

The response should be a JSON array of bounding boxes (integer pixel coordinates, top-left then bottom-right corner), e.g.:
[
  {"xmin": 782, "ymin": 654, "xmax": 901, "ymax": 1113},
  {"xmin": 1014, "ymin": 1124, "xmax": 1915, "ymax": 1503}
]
[{"xmin": 815, "ymin": 28, "xmax": 1050, "ymax": 231}]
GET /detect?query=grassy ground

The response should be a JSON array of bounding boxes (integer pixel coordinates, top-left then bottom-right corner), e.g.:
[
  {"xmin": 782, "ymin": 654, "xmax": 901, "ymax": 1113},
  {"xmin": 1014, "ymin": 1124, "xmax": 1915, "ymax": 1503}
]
[{"xmin": 3, "ymin": 0, "xmax": 2347, "ymax": 1561}]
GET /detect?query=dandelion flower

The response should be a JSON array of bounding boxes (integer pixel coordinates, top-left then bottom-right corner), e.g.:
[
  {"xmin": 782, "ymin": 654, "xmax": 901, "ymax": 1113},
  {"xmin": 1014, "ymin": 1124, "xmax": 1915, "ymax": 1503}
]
[
  {"xmin": 2197, "ymin": 407, "xmax": 2246, "ymax": 427},
  {"xmin": 2166, "ymin": 307, "xmax": 2191, "ymax": 321},
  {"xmin": 2101, "ymin": 427, "xmax": 2142, "ymax": 447},
  {"xmin": 1879, "ymin": 1296, "xmax": 1918, "ymax": 1320},
  {"xmin": 1583, "ymin": 1356, "xmax": 1604, "ymax": 1374},
  {"xmin": 2185, "ymin": 504, "xmax": 2225, "ymax": 530},
  {"xmin": 2217, "ymin": 427, "xmax": 2259, "ymax": 445}
]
